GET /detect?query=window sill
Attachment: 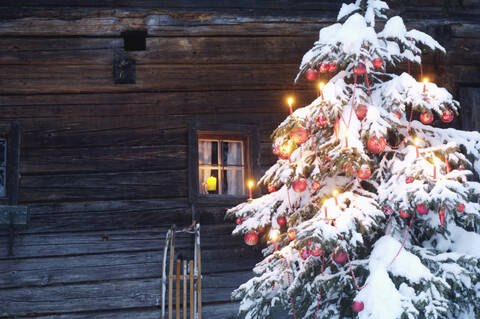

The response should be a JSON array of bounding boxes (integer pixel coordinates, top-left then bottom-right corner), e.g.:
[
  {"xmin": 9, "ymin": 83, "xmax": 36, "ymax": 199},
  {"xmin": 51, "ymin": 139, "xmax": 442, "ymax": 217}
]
[{"xmin": 194, "ymin": 194, "xmax": 249, "ymax": 207}]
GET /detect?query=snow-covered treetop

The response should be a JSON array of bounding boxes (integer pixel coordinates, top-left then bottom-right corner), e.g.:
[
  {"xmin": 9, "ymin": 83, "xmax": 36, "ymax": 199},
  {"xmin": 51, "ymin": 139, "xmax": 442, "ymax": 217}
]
[{"xmin": 296, "ymin": 2, "xmax": 445, "ymax": 82}]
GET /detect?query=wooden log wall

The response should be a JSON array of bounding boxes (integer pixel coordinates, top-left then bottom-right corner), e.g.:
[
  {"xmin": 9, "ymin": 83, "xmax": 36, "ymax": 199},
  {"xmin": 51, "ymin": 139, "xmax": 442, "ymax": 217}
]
[{"xmin": 0, "ymin": 1, "xmax": 479, "ymax": 318}]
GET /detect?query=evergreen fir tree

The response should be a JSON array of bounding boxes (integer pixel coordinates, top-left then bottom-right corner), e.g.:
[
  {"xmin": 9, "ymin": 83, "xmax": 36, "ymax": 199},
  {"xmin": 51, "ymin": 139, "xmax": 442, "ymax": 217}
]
[{"xmin": 227, "ymin": 1, "xmax": 480, "ymax": 318}]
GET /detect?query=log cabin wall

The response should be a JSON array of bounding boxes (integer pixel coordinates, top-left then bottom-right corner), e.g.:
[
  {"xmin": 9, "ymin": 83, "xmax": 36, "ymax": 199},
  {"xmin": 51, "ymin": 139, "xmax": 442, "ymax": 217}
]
[{"xmin": 0, "ymin": 1, "xmax": 479, "ymax": 318}]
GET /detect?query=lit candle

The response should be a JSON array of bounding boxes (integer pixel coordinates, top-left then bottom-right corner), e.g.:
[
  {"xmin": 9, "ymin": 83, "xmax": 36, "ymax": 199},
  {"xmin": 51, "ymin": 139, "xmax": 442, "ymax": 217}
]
[
  {"xmin": 287, "ymin": 97, "xmax": 294, "ymax": 115},
  {"xmin": 433, "ymin": 165, "xmax": 436, "ymax": 179},
  {"xmin": 345, "ymin": 136, "xmax": 349, "ymax": 148},
  {"xmin": 270, "ymin": 229, "xmax": 280, "ymax": 251},
  {"xmin": 445, "ymin": 157, "xmax": 450, "ymax": 174},
  {"xmin": 323, "ymin": 199, "xmax": 328, "ymax": 219},
  {"xmin": 414, "ymin": 137, "xmax": 420, "ymax": 158},
  {"xmin": 334, "ymin": 118, "xmax": 340, "ymax": 140},
  {"xmin": 247, "ymin": 180, "xmax": 254, "ymax": 199},
  {"xmin": 423, "ymin": 77, "xmax": 429, "ymax": 93},
  {"xmin": 318, "ymin": 82, "xmax": 325, "ymax": 100},
  {"xmin": 206, "ymin": 176, "xmax": 217, "ymax": 193},
  {"xmin": 333, "ymin": 189, "xmax": 339, "ymax": 206}
]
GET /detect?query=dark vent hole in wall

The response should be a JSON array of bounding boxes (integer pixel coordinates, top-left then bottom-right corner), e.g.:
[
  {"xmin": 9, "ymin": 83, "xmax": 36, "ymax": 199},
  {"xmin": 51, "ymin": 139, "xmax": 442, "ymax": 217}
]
[{"xmin": 122, "ymin": 30, "xmax": 147, "ymax": 51}]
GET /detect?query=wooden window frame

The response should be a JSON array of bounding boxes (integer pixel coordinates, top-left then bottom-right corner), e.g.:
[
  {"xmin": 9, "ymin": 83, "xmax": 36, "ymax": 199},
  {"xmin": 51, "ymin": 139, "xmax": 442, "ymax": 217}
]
[
  {"xmin": 0, "ymin": 122, "xmax": 21, "ymax": 205},
  {"xmin": 189, "ymin": 123, "xmax": 259, "ymax": 206}
]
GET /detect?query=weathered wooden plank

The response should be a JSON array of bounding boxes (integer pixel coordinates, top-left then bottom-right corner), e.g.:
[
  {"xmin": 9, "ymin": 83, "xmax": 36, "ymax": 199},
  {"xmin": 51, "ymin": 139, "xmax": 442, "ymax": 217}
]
[
  {"xmin": 0, "ymin": 36, "xmax": 314, "ymax": 65},
  {"xmin": 0, "ymin": 63, "xmax": 303, "ymax": 94},
  {"xmin": 19, "ymin": 170, "xmax": 188, "ymax": 202},
  {"xmin": 0, "ymin": 272, "xmax": 252, "ymax": 317},
  {"xmin": 21, "ymin": 145, "xmax": 187, "ymax": 174}
]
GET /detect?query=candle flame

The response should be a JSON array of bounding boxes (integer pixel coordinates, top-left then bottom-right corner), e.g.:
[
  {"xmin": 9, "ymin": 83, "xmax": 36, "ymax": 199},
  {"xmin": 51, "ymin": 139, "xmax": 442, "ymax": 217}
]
[
  {"xmin": 414, "ymin": 137, "xmax": 420, "ymax": 146},
  {"xmin": 333, "ymin": 189, "xmax": 339, "ymax": 196},
  {"xmin": 423, "ymin": 77, "xmax": 429, "ymax": 84},
  {"xmin": 287, "ymin": 97, "xmax": 294, "ymax": 107},
  {"xmin": 318, "ymin": 82, "xmax": 325, "ymax": 90},
  {"xmin": 247, "ymin": 180, "xmax": 254, "ymax": 189}
]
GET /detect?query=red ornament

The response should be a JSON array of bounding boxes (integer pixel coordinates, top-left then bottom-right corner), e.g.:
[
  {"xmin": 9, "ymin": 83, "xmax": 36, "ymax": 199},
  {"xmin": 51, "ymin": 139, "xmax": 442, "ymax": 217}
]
[
  {"xmin": 292, "ymin": 179, "xmax": 307, "ymax": 193},
  {"xmin": 355, "ymin": 104, "xmax": 368, "ymax": 120},
  {"xmin": 300, "ymin": 248, "xmax": 310, "ymax": 260},
  {"xmin": 441, "ymin": 110, "xmax": 454, "ymax": 123},
  {"xmin": 405, "ymin": 176, "xmax": 414, "ymax": 184},
  {"xmin": 352, "ymin": 301, "xmax": 365, "ymax": 312},
  {"xmin": 367, "ymin": 136, "xmax": 386, "ymax": 154},
  {"xmin": 236, "ymin": 216, "xmax": 243, "ymax": 225},
  {"xmin": 305, "ymin": 68, "xmax": 318, "ymax": 81},
  {"xmin": 257, "ymin": 226, "xmax": 265, "ymax": 233},
  {"xmin": 416, "ymin": 204, "xmax": 429, "ymax": 215},
  {"xmin": 287, "ymin": 229, "xmax": 296, "ymax": 241},
  {"xmin": 394, "ymin": 111, "xmax": 402, "ymax": 119},
  {"xmin": 420, "ymin": 111, "xmax": 434, "ymax": 125},
  {"xmin": 316, "ymin": 115, "xmax": 328, "ymax": 127},
  {"xmin": 279, "ymin": 152, "xmax": 290, "ymax": 160},
  {"xmin": 343, "ymin": 162, "xmax": 356, "ymax": 176},
  {"xmin": 272, "ymin": 144, "xmax": 280, "ymax": 155},
  {"xmin": 354, "ymin": 63, "xmax": 366, "ymax": 75},
  {"xmin": 277, "ymin": 216, "xmax": 287, "ymax": 226},
  {"xmin": 383, "ymin": 206, "xmax": 394, "ymax": 215},
  {"xmin": 357, "ymin": 165, "xmax": 371, "ymax": 180},
  {"xmin": 319, "ymin": 63, "xmax": 329, "ymax": 73},
  {"xmin": 439, "ymin": 207, "xmax": 445, "ymax": 227},
  {"xmin": 244, "ymin": 231, "xmax": 259, "ymax": 246},
  {"xmin": 457, "ymin": 203, "xmax": 465, "ymax": 213},
  {"xmin": 311, "ymin": 246, "xmax": 323, "ymax": 257},
  {"xmin": 311, "ymin": 181, "xmax": 321, "ymax": 191},
  {"xmin": 373, "ymin": 58, "xmax": 383, "ymax": 68},
  {"xmin": 290, "ymin": 127, "xmax": 309, "ymax": 145},
  {"xmin": 332, "ymin": 250, "xmax": 347, "ymax": 264},
  {"xmin": 400, "ymin": 210, "xmax": 410, "ymax": 219},
  {"xmin": 328, "ymin": 63, "xmax": 337, "ymax": 72},
  {"xmin": 267, "ymin": 184, "xmax": 277, "ymax": 193}
]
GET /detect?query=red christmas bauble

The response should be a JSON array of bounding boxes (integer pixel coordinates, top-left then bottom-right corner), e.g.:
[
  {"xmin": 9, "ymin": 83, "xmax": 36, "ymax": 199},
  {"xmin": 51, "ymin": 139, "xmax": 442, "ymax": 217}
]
[
  {"xmin": 394, "ymin": 111, "xmax": 402, "ymax": 119},
  {"xmin": 405, "ymin": 176, "xmax": 414, "ymax": 184},
  {"xmin": 236, "ymin": 216, "xmax": 243, "ymax": 225},
  {"xmin": 267, "ymin": 184, "xmax": 277, "ymax": 193},
  {"xmin": 290, "ymin": 127, "xmax": 309, "ymax": 145},
  {"xmin": 287, "ymin": 229, "xmax": 296, "ymax": 241},
  {"xmin": 367, "ymin": 136, "xmax": 386, "ymax": 154},
  {"xmin": 439, "ymin": 207, "xmax": 445, "ymax": 227},
  {"xmin": 420, "ymin": 111, "xmax": 434, "ymax": 124},
  {"xmin": 357, "ymin": 165, "xmax": 371, "ymax": 180},
  {"xmin": 383, "ymin": 206, "xmax": 394, "ymax": 215},
  {"xmin": 416, "ymin": 204, "xmax": 429, "ymax": 215},
  {"xmin": 292, "ymin": 179, "xmax": 307, "ymax": 193},
  {"xmin": 328, "ymin": 63, "xmax": 337, "ymax": 72},
  {"xmin": 244, "ymin": 231, "xmax": 259, "ymax": 246},
  {"xmin": 257, "ymin": 226, "xmax": 265, "ymax": 233},
  {"xmin": 343, "ymin": 162, "xmax": 356, "ymax": 176},
  {"xmin": 319, "ymin": 63, "xmax": 328, "ymax": 73},
  {"xmin": 457, "ymin": 203, "xmax": 465, "ymax": 213},
  {"xmin": 279, "ymin": 152, "xmax": 290, "ymax": 160},
  {"xmin": 441, "ymin": 110, "xmax": 454, "ymax": 123},
  {"xmin": 316, "ymin": 115, "xmax": 328, "ymax": 127},
  {"xmin": 300, "ymin": 248, "xmax": 310, "ymax": 260},
  {"xmin": 352, "ymin": 301, "xmax": 365, "ymax": 312},
  {"xmin": 311, "ymin": 181, "xmax": 321, "ymax": 191},
  {"xmin": 305, "ymin": 68, "xmax": 318, "ymax": 81},
  {"xmin": 311, "ymin": 246, "xmax": 323, "ymax": 257},
  {"xmin": 354, "ymin": 63, "xmax": 366, "ymax": 75},
  {"xmin": 355, "ymin": 104, "xmax": 368, "ymax": 120},
  {"xmin": 277, "ymin": 216, "xmax": 287, "ymax": 226},
  {"xmin": 272, "ymin": 144, "xmax": 280, "ymax": 155},
  {"xmin": 332, "ymin": 250, "xmax": 347, "ymax": 264},
  {"xmin": 373, "ymin": 58, "xmax": 383, "ymax": 68},
  {"xmin": 400, "ymin": 210, "xmax": 410, "ymax": 219}
]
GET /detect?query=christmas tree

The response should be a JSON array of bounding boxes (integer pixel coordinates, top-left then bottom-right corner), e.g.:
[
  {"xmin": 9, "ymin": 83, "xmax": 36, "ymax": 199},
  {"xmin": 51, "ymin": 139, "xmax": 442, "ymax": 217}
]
[{"xmin": 227, "ymin": 1, "xmax": 480, "ymax": 318}]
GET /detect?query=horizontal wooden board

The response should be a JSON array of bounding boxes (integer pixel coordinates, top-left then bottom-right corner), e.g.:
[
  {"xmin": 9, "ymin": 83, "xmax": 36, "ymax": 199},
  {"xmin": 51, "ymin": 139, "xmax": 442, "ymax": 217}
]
[
  {"xmin": 0, "ymin": 63, "xmax": 304, "ymax": 94},
  {"xmin": 21, "ymin": 145, "xmax": 187, "ymax": 174},
  {"xmin": 19, "ymin": 170, "xmax": 188, "ymax": 202},
  {"xmin": 0, "ymin": 36, "xmax": 314, "ymax": 65}
]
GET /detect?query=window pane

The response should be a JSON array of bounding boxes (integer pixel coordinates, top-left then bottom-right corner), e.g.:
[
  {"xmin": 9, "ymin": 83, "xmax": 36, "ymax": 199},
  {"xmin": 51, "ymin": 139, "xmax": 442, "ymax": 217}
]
[
  {"xmin": 198, "ymin": 141, "xmax": 218, "ymax": 165},
  {"xmin": 223, "ymin": 169, "xmax": 244, "ymax": 195},
  {"xmin": 0, "ymin": 168, "xmax": 5, "ymax": 197},
  {"xmin": 0, "ymin": 140, "xmax": 6, "ymax": 167},
  {"xmin": 199, "ymin": 168, "xmax": 219, "ymax": 194},
  {"xmin": 222, "ymin": 141, "xmax": 243, "ymax": 166}
]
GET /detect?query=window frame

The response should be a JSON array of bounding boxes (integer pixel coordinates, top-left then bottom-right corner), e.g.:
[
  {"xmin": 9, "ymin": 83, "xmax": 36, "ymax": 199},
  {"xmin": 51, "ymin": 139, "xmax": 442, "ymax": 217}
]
[
  {"xmin": 189, "ymin": 123, "xmax": 259, "ymax": 205},
  {"xmin": 0, "ymin": 122, "xmax": 21, "ymax": 205}
]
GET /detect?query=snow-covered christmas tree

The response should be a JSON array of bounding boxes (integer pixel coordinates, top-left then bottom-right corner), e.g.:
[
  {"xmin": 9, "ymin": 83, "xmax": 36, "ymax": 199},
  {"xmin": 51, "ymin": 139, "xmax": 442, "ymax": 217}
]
[{"xmin": 227, "ymin": 1, "xmax": 480, "ymax": 318}]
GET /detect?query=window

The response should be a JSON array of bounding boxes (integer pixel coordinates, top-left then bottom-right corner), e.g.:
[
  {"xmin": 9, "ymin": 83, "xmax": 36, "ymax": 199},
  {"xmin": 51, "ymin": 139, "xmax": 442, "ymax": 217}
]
[
  {"xmin": 188, "ymin": 123, "xmax": 259, "ymax": 203},
  {"xmin": 198, "ymin": 133, "xmax": 246, "ymax": 196},
  {"xmin": 0, "ymin": 139, "xmax": 6, "ymax": 198},
  {"xmin": 0, "ymin": 122, "xmax": 21, "ymax": 205}
]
